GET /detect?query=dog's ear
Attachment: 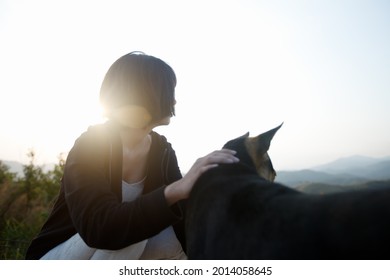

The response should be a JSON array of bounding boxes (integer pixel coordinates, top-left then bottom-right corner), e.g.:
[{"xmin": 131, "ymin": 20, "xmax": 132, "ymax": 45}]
[
  {"xmin": 239, "ymin": 132, "xmax": 250, "ymax": 139},
  {"xmin": 222, "ymin": 132, "xmax": 249, "ymax": 150},
  {"xmin": 246, "ymin": 123, "xmax": 283, "ymax": 156}
]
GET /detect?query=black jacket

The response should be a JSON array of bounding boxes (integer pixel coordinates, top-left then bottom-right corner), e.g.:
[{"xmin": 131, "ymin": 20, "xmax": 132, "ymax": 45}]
[{"xmin": 26, "ymin": 122, "xmax": 185, "ymax": 259}]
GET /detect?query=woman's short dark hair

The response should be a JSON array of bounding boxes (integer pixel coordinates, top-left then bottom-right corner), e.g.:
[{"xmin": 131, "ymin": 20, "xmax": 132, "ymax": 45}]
[{"xmin": 100, "ymin": 52, "xmax": 176, "ymax": 125}]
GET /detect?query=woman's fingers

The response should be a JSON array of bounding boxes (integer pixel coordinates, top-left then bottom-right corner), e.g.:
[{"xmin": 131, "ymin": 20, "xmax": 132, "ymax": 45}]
[
  {"xmin": 202, "ymin": 149, "xmax": 239, "ymax": 165},
  {"xmin": 165, "ymin": 149, "xmax": 239, "ymax": 203},
  {"xmin": 190, "ymin": 149, "xmax": 239, "ymax": 177}
]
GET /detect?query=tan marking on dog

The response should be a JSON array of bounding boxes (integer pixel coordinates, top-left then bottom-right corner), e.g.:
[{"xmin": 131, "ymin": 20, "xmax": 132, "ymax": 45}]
[{"xmin": 245, "ymin": 137, "xmax": 276, "ymax": 182}]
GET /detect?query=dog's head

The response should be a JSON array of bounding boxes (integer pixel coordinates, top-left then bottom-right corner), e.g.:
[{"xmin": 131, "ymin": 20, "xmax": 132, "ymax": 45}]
[{"xmin": 223, "ymin": 123, "xmax": 282, "ymax": 181}]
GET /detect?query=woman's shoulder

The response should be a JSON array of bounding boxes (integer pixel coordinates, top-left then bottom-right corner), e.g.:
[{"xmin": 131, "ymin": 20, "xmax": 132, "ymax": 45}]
[
  {"xmin": 150, "ymin": 131, "xmax": 173, "ymax": 149},
  {"xmin": 77, "ymin": 122, "xmax": 117, "ymax": 141},
  {"xmin": 70, "ymin": 122, "xmax": 119, "ymax": 154}
]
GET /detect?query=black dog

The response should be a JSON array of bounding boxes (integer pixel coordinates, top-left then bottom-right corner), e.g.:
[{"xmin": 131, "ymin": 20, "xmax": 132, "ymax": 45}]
[{"xmin": 185, "ymin": 124, "xmax": 390, "ymax": 259}]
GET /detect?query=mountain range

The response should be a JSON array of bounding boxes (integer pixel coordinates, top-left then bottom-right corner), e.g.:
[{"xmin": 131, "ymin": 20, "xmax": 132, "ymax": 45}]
[
  {"xmin": 275, "ymin": 155, "xmax": 390, "ymax": 188},
  {"xmin": 2, "ymin": 155, "xmax": 390, "ymax": 189}
]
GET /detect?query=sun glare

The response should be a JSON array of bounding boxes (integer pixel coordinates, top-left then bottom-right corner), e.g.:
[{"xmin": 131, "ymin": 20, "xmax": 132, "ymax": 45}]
[{"xmin": 1, "ymin": 0, "xmax": 389, "ymax": 171}]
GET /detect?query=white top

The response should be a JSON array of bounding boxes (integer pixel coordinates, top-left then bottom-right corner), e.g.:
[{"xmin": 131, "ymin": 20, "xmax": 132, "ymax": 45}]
[
  {"xmin": 122, "ymin": 179, "xmax": 186, "ymax": 260},
  {"xmin": 122, "ymin": 178, "xmax": 145, "ymax": 202}
]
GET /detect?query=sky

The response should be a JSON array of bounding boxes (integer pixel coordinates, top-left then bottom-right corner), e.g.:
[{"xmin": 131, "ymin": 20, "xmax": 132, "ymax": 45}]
[{"xmin": 0, "ymin": 0, "xmax": 389, "ymax": 172}]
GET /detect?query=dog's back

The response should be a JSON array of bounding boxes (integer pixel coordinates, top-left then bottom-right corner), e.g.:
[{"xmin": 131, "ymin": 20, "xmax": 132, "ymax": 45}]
[{"xmin": 185, "ymin": 125, "xmax": 390, "ymax": 259}]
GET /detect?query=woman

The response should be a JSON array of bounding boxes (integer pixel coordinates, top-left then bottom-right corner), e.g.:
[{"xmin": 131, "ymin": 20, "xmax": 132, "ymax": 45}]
[{"xmin": 25, "ymin": 52, "xmax": 238, "ymax": 259}]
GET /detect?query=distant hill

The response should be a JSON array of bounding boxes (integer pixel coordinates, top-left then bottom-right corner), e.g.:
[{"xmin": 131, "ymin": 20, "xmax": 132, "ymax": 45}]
[
  {"xmin": 312, "ymin": 155, "xmax": 384, "ymax": 173},
  {"xmin": 275, "ymin": 169, "xmax": 368, "ymax": 187},
  {"xmin": 276, "ymin": 155, "xmax": 390, "ymax": 187},
  {"xmin": 344, "ymin": 160, "xmax": 390, "ymax": 181},
  {"xmin": 296, "ymin": 180, "xmax": 390, "ymax": 195},
  {"xmin": 312, "ymin": 155, "xmax": 390, "ymax": 180}
]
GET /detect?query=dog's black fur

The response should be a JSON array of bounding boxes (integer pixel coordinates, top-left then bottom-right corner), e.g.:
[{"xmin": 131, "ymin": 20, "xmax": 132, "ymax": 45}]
[{"xmin": 185, "ymin": 125, "xmax": 390, "ymax": 259}]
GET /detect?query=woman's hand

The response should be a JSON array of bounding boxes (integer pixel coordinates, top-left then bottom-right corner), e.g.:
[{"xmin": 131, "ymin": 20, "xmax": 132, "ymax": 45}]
[{"xmin": 164, "ymin": 149, "xmax": 239, "ymax": 205}]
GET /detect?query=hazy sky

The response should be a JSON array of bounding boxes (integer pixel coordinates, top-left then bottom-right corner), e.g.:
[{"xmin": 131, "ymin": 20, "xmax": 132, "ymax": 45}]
[{"xmin": 1, "ymin": 0, "xmax": 389, "ymax": 172}]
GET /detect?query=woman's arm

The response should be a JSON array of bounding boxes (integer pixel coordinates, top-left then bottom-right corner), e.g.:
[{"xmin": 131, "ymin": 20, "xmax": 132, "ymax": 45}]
[
  {"xmin": 164, "ymin": 149, "xmax": 239, "ymax": 206},
  {"xmin": 63, "ymin": 128, "xmax": 180, "ymax": 249}
]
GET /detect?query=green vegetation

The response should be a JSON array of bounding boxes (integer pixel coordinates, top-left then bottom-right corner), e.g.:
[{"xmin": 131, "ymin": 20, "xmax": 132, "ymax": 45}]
[{"xmin": 0, "ymin": 151, "xmax": 64, "ymax": 259}]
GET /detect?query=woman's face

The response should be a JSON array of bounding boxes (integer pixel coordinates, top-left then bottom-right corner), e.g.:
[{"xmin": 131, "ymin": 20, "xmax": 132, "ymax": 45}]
[
  {"xmin": 111, "ymin": 105, "xmax": 152, "ymax": 129},
  {"xmin": 151, "ymin": 99, "xmax": 175, "ymax": 127},
  {"xmin": 155, "ymin": 115, "xmax": 171, "ymax": 126},
  {"xmin": 112, "ymin": 99, "xmax": 175, "ymax": 130}
]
